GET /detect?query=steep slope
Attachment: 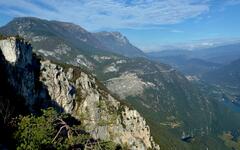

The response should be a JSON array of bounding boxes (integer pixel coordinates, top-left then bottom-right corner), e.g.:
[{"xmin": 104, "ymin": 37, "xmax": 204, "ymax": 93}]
[
  {"xmin": 0, "ymin": 17, "xmax": 112, "ymax": 69},
  {"xmin": 94, "ymin": 31, "xmax": 145, "ymax": 57},
  {"xmin": 95, "ymin": 56, "xmax": 240, "ymax": 150},
  {"xmin": 1, "ymin": 17, "xmax": 240, "ymax": 149},
  {"xmin": 0, "ymin": 37, "xmax": 36, "ymax": 107},
  {"xmin": 40, "ymin": 60, "xmax": 159, "ymax": 149},
  {"xmin": 0, "ymin": 37, "xmax": 159, "ymax": 149}
]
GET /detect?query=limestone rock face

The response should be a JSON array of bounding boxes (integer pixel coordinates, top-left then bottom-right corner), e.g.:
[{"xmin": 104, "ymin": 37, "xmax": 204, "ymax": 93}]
[
  {"xmin": 0, "ymin": 38, "xmax": 19, "ymax": 63},
  {"xmin": 106, "ymin": 73, "xmax": 155, "ymax": 99},
  {"xmin": 0, "ymin": 37, "xmax": 159, "ymax": 149},
  {"xmin": 40, "ymin": 60, "xmax": 75, "ymax": 113},
  {"xmin": 0, "ymin": 37, "xmax": 32, "ymax": 65},
  {"xmin": 0, "ymin": 37, "xmax": 35, "ymax": 106},
  {"xmin": 40, "ymin": 60, "xmax": 160, "ymax": 150}
]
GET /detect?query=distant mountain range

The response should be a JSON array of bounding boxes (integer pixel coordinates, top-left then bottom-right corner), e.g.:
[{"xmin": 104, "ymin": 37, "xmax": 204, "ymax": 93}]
[
  {"xmin": 193, "ymin": 44, "xmax": 240, "ymax": 64},
  {"xmin": 203, "ymin": 58, "xmax": 240, "ymax": 92},
  {"xmin": 147, "ymin": 43, "xmax": 240, "ymax": 77},
  {"xmin": 1, "ymin": 17, "xmax": 240, "ymax": 150},
  {"xmin": 148, "ymin": 43, "xmax": 240, "ymax": 64},
  {"xmin": 152, "ymin": 56, "xmax": 221, "ymax": 77}
]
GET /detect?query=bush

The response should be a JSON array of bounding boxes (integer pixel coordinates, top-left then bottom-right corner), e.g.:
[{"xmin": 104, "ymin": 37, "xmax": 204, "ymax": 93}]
[
  {"xmin": 15, "ymin": 108, "xmax": 67, "ymax": 150},
  {"xmin": 14, "ymin": 107, "xmax": 122, "ymax": 150}
]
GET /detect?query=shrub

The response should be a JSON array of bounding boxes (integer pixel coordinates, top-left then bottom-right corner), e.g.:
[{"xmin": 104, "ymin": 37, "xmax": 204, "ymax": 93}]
[
  {"xmin": 14, "ymin": 108, "xmax": 67, "ymax": 150},
  {"xmin": 14, "ymin": 107, "xmax": 122, "ymax": 150}
]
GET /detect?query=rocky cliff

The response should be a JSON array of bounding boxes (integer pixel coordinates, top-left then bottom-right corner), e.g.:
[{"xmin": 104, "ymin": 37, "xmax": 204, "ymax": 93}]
[
  {"xmin": 0, "ymin": 37, "xmax": 159, "ymax": 150},
  {"xmin": 0, "ymin": 37, "xmax": 36, "ymax": 106}
]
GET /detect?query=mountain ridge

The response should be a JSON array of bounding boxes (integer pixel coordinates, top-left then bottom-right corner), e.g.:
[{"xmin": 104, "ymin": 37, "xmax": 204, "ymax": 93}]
[
  {"xmin": 1, "ymin": 17, "xmax": 240, "ymax": 150},
  {"xmin": 93, "ymin": 31, "xmax": 146, "ymax": 57},
  {"xmin": 147, "ymin": 42, "xmax": 240, "ymax": 65},
  {"xmin": 0, "ymin": 17, "xmax": 145, "ymax": 58}
]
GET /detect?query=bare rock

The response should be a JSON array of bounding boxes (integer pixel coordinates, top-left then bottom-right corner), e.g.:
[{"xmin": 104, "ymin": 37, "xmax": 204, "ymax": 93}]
[{"xmin": 39, "ymin": 60, "xmax": 160, "ymax": 150}]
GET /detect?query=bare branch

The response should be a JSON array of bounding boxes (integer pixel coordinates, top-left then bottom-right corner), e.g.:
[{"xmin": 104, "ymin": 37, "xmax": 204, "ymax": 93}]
[{"xmin": 0, "ymin": 99, "xmax": 14, "ymax": 125}]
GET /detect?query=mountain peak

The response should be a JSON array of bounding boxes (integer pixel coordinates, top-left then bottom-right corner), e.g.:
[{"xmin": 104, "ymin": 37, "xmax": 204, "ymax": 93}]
[
  {"xmin": 96, "ymin": 31, "xmax": 129, "ymax": 44},
  {"xmin": 94, "ymin": 31, "xmax": 145, "ymax": 57},
  {"xmin": 111, "ymin": 31, "xmax": 129, "ymax": 44},
  {"xmin": 12, "ymin": 16, "xmax": 44, "ymax": 22}
]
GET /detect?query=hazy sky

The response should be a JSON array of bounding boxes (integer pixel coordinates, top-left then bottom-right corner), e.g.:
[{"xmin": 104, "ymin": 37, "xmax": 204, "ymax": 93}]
[{"xmin": 0, "ymin": 0, "xmax": 240, "ymax": 51}]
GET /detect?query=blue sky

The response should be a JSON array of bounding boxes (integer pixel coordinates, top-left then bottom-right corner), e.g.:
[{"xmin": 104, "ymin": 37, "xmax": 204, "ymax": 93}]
[{"xmin": 0, "ymin": 0, "xmax": 240, "ymax": 51}]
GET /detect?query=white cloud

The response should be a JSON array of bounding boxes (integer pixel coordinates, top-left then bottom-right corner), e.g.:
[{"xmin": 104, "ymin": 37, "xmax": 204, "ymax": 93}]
[
  {"xmin": 0, "ymin": 0, "xmax": 210, "ymax": 30},
  {"xmin": 144, "ymin": 37, "xmax": 240, "ymax": 52},
  {"xmin": 171, "ymin": 29, "xmax": 185, "ymax": 33}
]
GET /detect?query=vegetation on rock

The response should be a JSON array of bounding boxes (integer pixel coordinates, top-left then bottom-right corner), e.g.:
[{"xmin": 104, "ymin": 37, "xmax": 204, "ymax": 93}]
[{"xmin": 15, "ymin": 108, "xmax": 121, "ymax": 150}]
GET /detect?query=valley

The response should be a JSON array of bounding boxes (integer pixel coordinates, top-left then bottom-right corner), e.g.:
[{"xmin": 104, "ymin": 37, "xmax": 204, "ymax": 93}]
[{"xmin": 0, "ymin": 17, "xmax": 240, "ymax": 150}]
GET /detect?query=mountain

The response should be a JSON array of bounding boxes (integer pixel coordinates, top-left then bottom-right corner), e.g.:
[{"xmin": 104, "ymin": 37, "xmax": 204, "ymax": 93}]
[
  {"xmin": 0, "ymin": 36, "xmax": 159, "ymax": 149},
  {"xmin": 1, "ymin": 17, "xmax": 240, "ymax": 149},
  {"xmin": 0, "ymin": 17, "xmax": 104, "ymax": 50},
  {"xmin": 203, "ymin": 58, "xmax": 240, "ymax": 93},
  {"xmin": 93, "ymin": 31, "xmax": 146, "ymax": 57},
  {"xmin": 148, "ymin": 43, "xmax": 240, "ymax": 65},
  {"xmin": 149, "ymin": 54, "xmax": 221, "ymax": 77},
  {"xmin": 193, "ymin": 44, "xmax": 240, "ymax": 64},
  {"xmin": 0, "ymin": 17, "xmax": 145, "ymax": 58},
  {"xmin": 147, "ymin": 43, "xmax": 240, "ymax": 77},
  {"xmin": 147, "ymin": 49, "xmax": 192, "ymax": 58}
]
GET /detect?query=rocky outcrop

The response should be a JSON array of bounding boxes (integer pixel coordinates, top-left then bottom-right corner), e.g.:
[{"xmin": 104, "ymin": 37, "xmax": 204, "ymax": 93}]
[
  {"xmin": 40, "ymin": 60, "xmax": 160, "ymax": 149},
  {"xmin": 0, "ymin": 37, "xmax": 36, "ymax": 106},
  {"xmin": 0, "ymin": 37, "xmax": 159, "ymax": 149},
  {"xmin": 106, "ymin": 73, "xmax": 155, "ymax": 99},
  {"xmin": 39, "ymin": 60, "xmax": 75, "ymax": 113}
]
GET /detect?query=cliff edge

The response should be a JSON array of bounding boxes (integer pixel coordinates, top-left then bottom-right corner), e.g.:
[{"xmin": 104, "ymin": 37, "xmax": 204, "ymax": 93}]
[{"xmin": 0, "ymin": 37, "xmax": 159, "ymax": 150}]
